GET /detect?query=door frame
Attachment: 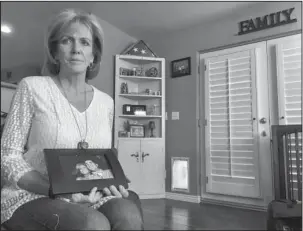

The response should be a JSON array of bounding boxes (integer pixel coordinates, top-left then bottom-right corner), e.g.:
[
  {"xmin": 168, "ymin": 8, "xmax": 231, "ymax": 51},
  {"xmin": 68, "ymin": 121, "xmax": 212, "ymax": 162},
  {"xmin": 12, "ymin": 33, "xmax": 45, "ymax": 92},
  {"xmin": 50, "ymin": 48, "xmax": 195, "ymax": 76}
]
[{"xmin": 198, "ymin": 41, "xmax": 273, "ymax": 208}]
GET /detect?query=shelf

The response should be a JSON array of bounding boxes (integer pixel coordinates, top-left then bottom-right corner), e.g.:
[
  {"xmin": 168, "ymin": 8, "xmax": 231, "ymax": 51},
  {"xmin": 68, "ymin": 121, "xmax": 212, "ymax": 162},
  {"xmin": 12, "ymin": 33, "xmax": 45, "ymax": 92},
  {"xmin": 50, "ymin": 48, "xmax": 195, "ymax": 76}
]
[
  {"xmin": 119, "ymin": 94, "xmax": 162, "ymax": 99},
  {"xmin": 118, "ymin": 55, "xmax": 164, "ymax": 62},
  {"xmin": 119, "ymin": 115, "xmax": 162, "ymax": 119},
  {"xmin": 119, "ymin": 75, "xmax": 162, "ymax": 80},
  {"xmin": 115, "ymin": 54, "xmax": 165, "ymax": 149},
  {"xmin": 117, "ymin": 137, "xmax": 163, "ymax": 140}
]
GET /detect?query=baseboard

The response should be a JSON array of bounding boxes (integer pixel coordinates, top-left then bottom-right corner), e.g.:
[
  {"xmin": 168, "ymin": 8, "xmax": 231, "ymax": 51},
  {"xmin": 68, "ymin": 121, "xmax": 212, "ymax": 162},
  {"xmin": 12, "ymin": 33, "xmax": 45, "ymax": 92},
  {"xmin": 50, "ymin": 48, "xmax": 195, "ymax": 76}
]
[
  {"xmin": 165, "ymin": 192, "xmax": 201, "ymax": 203},
  {"xmin": 201, "ymin": 198, "xmax": 267, "ymax": 212},
  {"xmin": 139, "ymin": 193, "xmax": 166, "ymax": 199}
]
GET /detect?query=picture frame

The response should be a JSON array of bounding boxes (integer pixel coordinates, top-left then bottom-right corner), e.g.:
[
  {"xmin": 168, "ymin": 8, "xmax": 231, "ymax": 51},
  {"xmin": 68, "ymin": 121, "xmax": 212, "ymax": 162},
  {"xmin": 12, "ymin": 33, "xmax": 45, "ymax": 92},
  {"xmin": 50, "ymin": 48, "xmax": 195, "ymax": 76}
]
[
  {"xmin": 130, "ymin": 124, "xmax": 145, "ymax": 137},
  {"xmin": 44, "ymin": 148, "xmax": 129, "ymax": 197},
  {"xmin": 122, "ymin": 104, "xmax": 133, "ymax": 115},
  {"xmin": 171, "ymin": 57, "xmax": 191, "ymax": 78},
  {"xmin": 131, "ymin": 105, "xmax": 146, "ymax": 116}
]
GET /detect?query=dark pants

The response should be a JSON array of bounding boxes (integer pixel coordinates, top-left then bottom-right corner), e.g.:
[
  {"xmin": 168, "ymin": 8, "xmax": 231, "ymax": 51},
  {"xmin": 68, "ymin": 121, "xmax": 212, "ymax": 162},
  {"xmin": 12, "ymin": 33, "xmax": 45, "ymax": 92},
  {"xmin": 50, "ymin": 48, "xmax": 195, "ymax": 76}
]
[{"xmin": 3, "ymin": 191, "xmax": 143, "ymax": 230}]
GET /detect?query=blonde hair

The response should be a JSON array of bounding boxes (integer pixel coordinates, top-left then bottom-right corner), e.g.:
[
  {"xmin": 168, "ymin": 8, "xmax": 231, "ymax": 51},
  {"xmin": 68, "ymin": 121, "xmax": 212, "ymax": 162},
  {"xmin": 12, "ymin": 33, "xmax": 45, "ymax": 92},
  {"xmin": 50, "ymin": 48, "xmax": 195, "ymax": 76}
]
[{"xmin": 42, "ymin": 8, "xmax": 104, "ymax": 80}]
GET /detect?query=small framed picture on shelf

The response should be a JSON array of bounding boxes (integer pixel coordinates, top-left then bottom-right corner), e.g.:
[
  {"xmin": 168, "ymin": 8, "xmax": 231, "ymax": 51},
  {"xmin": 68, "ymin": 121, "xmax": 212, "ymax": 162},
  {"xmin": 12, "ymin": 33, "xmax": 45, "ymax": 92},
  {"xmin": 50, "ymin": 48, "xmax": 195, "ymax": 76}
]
[
  {"xmin": 132, "ymin": 105, "xmax": 146, "ymax": 116},
  {"xmin": 171, "ymin": 57, "xmax": 191, "ymax": 78},
  {"xmin": 130, "ymin": 125, "xmax": 145, "ymax": 137},
  {"xmin": 122, "ymin": 104, "xmax": 133, "ymax": 115}
]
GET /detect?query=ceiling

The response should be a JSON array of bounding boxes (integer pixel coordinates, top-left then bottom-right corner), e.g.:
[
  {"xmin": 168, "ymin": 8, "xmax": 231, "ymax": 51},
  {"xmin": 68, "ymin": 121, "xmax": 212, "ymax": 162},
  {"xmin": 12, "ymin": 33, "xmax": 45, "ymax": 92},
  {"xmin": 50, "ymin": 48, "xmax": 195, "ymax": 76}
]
[{"xmin": 1, "ymin": 1, "xmax": 259, "ymax": 39}]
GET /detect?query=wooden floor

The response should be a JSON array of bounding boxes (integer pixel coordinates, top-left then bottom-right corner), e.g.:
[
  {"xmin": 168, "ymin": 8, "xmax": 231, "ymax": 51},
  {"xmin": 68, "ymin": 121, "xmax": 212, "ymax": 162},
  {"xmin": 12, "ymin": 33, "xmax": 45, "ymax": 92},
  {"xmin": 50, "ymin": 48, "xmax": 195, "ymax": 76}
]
[{"xmin": 141, "ymin": 199, "xmax": 267, "ymax": 230}]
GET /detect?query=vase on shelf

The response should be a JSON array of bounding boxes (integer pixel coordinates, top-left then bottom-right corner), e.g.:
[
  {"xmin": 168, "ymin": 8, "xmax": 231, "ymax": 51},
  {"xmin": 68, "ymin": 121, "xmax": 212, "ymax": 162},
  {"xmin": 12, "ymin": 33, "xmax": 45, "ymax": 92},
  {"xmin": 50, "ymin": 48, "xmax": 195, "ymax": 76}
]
[{"xmin": 148, "ymin": 121, "xmax": 156, "ymax": 137}]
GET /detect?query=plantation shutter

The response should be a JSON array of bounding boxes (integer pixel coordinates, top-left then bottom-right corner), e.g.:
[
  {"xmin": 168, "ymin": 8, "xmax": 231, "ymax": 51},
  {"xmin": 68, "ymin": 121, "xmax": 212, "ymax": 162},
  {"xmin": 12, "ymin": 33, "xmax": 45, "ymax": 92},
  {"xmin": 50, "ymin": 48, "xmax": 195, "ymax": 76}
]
[
  {"xmin": 275, "ymin": 34, "xmax": 302, "ymax": 200},
  {"xmin": 276, "ymin": 35, "xmax": 302, "ymax": 125},
  {"xmin": 204, "ymin": 49, "xmax": 261, "ymax": 198}
]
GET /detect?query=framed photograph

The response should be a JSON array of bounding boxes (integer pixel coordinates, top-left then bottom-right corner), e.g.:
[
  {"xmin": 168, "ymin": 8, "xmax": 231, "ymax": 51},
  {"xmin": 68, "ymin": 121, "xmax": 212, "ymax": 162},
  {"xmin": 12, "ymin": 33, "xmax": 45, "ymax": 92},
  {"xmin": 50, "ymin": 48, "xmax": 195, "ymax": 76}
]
[
  {"xmin": 171, "ymin": 57, "xmax": 191, "ymax": 78},
  {"xmin": 44, "ymin": 148, "xmax": 129, "ymax": 197},
  {"xmin": 122, "ymin": 104, "xmax": 133, "ymax": 115},
  {"xmin": 132, "ymin": 105, "xmax": 146, "ymax": 116},
  {"xmin": 130, "ymin": 124, "xmax": 145, "ymax": 137}
]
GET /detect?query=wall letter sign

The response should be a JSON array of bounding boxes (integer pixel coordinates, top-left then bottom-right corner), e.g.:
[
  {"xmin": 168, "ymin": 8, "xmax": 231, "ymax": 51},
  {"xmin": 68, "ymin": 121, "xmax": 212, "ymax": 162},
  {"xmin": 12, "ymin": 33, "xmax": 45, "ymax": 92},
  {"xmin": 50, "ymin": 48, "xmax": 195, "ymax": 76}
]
[{"xmin": 238, "ymin": 8, "xmax": 297, "ymax": 35}]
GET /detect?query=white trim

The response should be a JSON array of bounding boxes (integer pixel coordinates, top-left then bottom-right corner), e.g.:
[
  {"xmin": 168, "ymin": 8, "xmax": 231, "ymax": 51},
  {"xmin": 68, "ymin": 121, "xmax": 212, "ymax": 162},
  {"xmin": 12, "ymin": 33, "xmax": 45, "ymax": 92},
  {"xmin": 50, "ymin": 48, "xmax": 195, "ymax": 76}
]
[
  {"xmin": 165, "ymin": 192, "xmax": 201, "ymax": 203},
  {"xmin": 201, "ymin": 198, "xmax": 267, "ymax": 212},
  {"xmin": 139, "ymin": 194, "xmax": 166, "ymax": 199}
]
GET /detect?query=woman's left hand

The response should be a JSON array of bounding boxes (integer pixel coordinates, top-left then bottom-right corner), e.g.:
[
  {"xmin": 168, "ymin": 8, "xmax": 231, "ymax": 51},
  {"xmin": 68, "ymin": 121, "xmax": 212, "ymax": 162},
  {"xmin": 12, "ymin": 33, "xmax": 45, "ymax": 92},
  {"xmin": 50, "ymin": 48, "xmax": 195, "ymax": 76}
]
[{"xmin": 102, "ymin": 185, "xmax": 129, "ymax": 198}]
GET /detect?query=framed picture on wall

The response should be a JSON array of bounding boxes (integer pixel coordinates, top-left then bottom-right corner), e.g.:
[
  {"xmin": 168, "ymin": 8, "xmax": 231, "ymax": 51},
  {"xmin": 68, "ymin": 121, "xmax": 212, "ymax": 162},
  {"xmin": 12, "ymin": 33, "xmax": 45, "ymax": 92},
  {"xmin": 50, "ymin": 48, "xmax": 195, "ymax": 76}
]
[{"xmin": 171, "ymin": 57, "xmax": 191, "ymax": 78}]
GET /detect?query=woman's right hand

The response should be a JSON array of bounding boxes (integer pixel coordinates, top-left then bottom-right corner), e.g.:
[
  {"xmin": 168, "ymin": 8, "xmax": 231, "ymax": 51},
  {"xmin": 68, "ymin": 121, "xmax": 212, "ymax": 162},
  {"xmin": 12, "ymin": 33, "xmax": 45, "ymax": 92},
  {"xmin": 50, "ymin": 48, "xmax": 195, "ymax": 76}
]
[{"xmin": 71, "ymin": 187, "xmax": 102, "ymax": 204}]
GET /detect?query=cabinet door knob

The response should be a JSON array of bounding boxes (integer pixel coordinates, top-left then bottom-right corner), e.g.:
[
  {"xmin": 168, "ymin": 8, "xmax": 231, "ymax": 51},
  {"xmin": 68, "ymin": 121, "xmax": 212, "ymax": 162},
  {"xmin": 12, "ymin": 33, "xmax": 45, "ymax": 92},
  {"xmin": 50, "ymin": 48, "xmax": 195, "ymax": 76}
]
[
  {"xmin": 142, "ymin": 152, "xmax": 150, "ymax": 162},
  {"xmin": 131, "ymin": 152, "xmax": 139, "ymax": 162}
]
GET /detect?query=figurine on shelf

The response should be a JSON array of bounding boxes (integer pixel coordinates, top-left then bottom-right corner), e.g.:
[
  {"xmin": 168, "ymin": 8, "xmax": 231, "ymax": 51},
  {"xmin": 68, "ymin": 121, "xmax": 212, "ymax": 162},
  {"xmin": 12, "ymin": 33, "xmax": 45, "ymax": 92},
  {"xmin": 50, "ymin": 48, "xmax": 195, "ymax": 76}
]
[
  {"xmin": 148, "ymin": 121, "xmax": 156, "ymax": 137},
  {"xmin": 151, "ymin": 104, "xmax": 160, "ymax": 115},
  {"xmin": 120, "ymin": 82, "xmax": 128, "ymax": 94},
  {"xmin": 132, "ymin": 68, "xmax": 137, "ymax": 76},
  {"xmin": 145, "ymin": 88, "xmax": 152, "ymax": 95},
  {"xmin": 145, "ymin": 67, "xmax": 158, "ymax": 77},
  {"xmin": 123, "ymin": 120, "xmax": 131, "ymax": 137},
  {"xmin": 135, "ymin": 66, "xmax": 144, "ymax": 76}
]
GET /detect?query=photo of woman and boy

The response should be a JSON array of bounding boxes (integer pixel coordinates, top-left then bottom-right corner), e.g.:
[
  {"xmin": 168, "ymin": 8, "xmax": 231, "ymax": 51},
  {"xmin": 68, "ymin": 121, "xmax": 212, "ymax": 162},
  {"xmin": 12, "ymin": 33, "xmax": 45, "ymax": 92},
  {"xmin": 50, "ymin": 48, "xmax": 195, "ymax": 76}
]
[{"xmin": 72, "ymin": 159, "xmax": 114, "ymax": 181}]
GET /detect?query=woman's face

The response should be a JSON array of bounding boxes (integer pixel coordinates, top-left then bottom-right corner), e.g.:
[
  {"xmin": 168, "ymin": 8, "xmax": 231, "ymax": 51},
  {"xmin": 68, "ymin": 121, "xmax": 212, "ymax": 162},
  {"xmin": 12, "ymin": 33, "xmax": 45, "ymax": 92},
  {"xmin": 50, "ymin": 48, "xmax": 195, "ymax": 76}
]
[
  {"xmin": 85, "ymin": 160, "xmax": 98, "ymax": 171},
  {"xmin": 78, "ymin": 165, "xmax": 90, "ymax": 175},
  {"xmin": 56, "ymin": 22, "xmax": 94, "ymax": 75}
]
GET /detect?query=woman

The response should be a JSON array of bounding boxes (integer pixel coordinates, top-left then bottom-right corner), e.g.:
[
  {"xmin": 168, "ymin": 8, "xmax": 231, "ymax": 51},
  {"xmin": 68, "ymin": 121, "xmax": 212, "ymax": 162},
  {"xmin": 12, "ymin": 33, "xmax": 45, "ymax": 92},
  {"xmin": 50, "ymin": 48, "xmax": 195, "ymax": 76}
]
[
  {"xmin": 84, "ymin": 160, "xmax": 114, "ymax": 179},
  {"xmin": 73, "ymin": 163, "xmax": 95, "ymax": 180},
  {"xmin": 1, "ymin": 8, "xmax": 143, "ymax": 230}
]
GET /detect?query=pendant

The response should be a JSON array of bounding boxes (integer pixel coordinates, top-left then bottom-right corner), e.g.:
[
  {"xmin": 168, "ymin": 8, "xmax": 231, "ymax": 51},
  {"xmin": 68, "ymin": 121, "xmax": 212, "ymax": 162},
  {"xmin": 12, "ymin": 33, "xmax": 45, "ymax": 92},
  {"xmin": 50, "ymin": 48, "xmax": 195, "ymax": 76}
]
[{"xmin": 78, "ymin": 140, "xmax": 89, "ymax": 149}]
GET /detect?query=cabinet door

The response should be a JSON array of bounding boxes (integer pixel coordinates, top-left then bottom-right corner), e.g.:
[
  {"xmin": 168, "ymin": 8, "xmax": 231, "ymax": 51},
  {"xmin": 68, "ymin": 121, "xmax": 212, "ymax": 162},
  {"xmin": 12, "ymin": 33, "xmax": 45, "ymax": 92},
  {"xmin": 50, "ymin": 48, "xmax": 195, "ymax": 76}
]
[
  {"xmin": 140, "ymin": 140, "xmax": 165, "ymax": 196},
  {"xmin": 117, "ymin": 139, "xmax": 142, "ymax": 194}
]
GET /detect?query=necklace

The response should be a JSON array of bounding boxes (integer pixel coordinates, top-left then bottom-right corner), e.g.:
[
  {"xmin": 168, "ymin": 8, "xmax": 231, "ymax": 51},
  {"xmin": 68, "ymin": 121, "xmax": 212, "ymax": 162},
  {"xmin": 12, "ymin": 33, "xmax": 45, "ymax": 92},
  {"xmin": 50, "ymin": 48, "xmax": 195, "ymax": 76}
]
[{"xmin": 57, "ymin": 77, "xmax": 89, "ymax": 149}]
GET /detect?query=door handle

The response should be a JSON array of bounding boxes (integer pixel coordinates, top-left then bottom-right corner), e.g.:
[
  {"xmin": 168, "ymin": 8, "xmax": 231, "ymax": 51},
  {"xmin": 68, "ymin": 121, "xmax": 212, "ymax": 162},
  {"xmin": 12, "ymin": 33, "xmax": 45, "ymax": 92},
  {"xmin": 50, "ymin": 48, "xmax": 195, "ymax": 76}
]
[
  {"xmin": 259, "ymin": 117, "xmax": 267, "ymax": 124},
  {"xmin": 141, "ymin": 152, "xmax": 150, "ymax": 163},
  {"xmin": 131, "ymin": 152, "xmax": 140, "ymax": 162},
  {"xmin": 261, "ymin": 131, "xmax": 267, "ymax": 137}
]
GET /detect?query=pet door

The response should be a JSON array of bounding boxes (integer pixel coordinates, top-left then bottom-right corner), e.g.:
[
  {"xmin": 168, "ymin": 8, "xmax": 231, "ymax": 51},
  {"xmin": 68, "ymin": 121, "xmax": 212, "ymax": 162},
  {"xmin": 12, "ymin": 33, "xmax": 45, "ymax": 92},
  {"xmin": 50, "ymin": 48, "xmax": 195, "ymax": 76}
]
[{"xmin": 171, "ymin": 157, "xmax": 189, "ymax": 192}]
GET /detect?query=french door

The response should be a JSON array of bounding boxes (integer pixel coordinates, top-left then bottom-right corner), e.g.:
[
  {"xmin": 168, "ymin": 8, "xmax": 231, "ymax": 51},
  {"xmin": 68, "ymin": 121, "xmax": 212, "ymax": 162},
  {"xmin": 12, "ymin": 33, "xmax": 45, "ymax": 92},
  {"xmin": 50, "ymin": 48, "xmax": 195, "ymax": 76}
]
[
  {"xmin": 201, "ymin": 34, "xmax": 301, "ymax": 200},
  {"xmin": 201, "ymin": 41, "xmax": 270, "ymax": 198}
]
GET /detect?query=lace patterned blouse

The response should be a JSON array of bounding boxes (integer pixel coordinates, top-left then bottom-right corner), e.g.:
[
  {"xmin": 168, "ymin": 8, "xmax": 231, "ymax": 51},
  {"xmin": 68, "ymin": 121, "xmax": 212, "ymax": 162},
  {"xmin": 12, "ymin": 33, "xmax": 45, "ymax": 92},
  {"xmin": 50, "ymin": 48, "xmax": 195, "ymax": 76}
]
[{"xmin": 1, "ymin": 76, "xmax": 115, "ymax": 224}]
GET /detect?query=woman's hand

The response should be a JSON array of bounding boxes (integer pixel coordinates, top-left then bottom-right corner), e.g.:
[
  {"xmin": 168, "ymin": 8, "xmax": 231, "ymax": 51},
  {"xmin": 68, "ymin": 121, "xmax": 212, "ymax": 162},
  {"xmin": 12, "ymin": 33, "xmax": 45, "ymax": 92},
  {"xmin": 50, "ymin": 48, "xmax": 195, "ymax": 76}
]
[
  {"xmin": 102, "ymin": 185, "xmax": 129, "ymax": 198},
  {"xmin": 71, "ymin": 187, "xmax": 102, "ymax": 204}
]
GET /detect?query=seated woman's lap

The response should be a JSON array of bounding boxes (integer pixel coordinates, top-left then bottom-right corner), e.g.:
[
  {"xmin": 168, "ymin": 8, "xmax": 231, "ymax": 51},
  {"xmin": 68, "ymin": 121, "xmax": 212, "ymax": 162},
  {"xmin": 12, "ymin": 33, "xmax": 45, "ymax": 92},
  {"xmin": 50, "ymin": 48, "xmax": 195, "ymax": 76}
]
[
  {"xmin": 3, "ymin": 191, "xmax": 143, "ymax": 230},
  {"xmin": 3, "ymin": 197, "xmax": 110, "ymax": 230}
]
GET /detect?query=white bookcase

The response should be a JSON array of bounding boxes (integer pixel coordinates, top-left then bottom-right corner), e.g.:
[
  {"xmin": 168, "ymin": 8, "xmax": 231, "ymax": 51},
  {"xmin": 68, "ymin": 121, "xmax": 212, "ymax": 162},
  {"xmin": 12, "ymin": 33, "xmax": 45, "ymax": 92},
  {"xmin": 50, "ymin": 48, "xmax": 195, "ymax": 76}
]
[{"xmin": 114, "ymin": 55, "xmax": 166, "ymax": 198}]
